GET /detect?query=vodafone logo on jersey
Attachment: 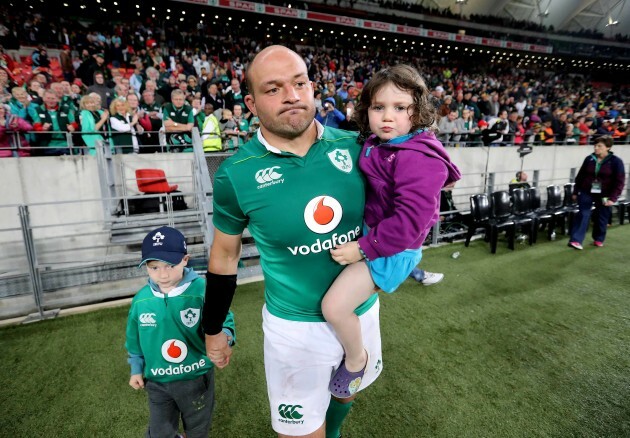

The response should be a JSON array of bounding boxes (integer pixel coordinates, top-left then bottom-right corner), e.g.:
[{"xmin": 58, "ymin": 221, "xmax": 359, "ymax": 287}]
[
  {"xmin": 289, "ymin": 195, "xmax": 359, "ymax": 256},
  {"xmin": 161, "ymin": 339, "xmax": 188, "ymax": 364},
  {"xmin": 304, "ymin": 196, "xmax": 342, "ymax": 234}
]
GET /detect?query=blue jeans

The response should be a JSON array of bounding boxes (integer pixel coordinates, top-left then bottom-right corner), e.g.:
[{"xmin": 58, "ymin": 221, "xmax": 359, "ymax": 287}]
[
  {"xmin": 409, "ymin": 268, "xmax": 425, "ymax": 281},
  {"xmin": 569, "ymin": 192, "xmax": 612, "ymax": 243}
]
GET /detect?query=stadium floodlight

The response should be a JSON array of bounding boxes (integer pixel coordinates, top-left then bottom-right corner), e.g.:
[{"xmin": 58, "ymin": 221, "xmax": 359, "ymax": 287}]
[{"xmin": 605, "ymin": 16, "xmax": 619, "ymax": 27}]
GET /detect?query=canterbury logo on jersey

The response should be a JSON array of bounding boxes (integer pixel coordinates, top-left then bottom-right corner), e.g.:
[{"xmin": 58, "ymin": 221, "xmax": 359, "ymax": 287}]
[
  {"xmin": 277, "ymin": 404, "xmax": 304, "ymax": 424},
  {"xmin": 255, "ymin": 166, "xmax": 284, "ymax": 189},
  {"xmin": 139, "ymin": 313, "xmax": 157, "ymax": 326}
]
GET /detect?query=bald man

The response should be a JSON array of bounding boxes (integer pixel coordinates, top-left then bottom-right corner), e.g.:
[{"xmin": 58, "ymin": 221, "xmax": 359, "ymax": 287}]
[{"xmin": 202, "ymin": 46, "xmax": 382, "ymax": 438}]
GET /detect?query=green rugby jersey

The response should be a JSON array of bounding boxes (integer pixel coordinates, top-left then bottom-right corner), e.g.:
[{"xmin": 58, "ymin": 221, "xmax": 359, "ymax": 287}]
[
  {"xmin": 125, "ymin": 276, "xmax": 235, "ymax": 383},
  {"xmin": 162, "ymin": 103, "xmax": 194, "ymax": 125},
  {"xmin": 212, "ymin": 124, "xmax": 377, "ymax": 322}
]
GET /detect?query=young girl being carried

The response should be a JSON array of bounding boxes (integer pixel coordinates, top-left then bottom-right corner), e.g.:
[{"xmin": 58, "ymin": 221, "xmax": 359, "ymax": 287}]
[{"xmin": 322, "ymin": 64, "xmax": 461, "ymax": 397}]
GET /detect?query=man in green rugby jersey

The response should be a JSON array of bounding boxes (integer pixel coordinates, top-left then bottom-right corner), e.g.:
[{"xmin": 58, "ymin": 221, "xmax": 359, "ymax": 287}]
[{"xmin": 202, "ymin": 45, "xmax": 382, "ymax": 438}]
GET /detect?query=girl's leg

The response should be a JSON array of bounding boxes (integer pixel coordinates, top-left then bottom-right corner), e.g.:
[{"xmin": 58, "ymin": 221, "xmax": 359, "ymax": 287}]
[{"xmin": 321, "ymin": 261, "xmax": 376, "ymax": 372}]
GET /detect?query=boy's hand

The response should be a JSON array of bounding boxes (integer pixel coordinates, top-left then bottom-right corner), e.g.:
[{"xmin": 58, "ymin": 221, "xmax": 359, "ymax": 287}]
[
  {"xmin": 129, "ymin": 374, "xmax": 145, "ymax": 389},
  {"xmin": 205, "ymin": 332, "xmax": 232, "ymax": 369},
  {"xmin": 331, "ymin": 241, "xmax": 362, "ymax": 265}
]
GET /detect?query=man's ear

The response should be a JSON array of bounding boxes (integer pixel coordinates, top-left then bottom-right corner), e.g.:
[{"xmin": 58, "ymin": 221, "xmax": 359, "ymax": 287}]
[
  {"xmin": 245, "ymin": 94, "xmax": 257, "ymax": 117},
  {"xmin": 182, "ymin": 254, "xmax": 190, "ymax": 266}
]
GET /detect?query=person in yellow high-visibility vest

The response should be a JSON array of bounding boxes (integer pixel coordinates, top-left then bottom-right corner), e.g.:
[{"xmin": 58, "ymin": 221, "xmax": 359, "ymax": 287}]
[{"xmin": 201, "ymin": 103, "xmax": 222, "ymax": 152}]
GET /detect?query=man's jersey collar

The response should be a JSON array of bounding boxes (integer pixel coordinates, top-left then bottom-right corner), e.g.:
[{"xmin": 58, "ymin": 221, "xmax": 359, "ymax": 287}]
[{"xmin": 256, "ymin": 120, "xmax": 325, "ymax": 154}]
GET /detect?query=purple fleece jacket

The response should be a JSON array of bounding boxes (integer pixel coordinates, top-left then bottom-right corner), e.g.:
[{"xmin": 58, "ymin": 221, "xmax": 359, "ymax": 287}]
[{"xmin": 357, "ymin": 131, "xmax": 461, "ymax": 261}]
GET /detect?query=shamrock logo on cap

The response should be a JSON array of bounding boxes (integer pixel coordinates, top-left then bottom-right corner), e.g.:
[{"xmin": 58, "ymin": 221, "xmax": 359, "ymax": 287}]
[{"xmin": 153, "ymin": 232, "xmax": 165, "ymax": 245}]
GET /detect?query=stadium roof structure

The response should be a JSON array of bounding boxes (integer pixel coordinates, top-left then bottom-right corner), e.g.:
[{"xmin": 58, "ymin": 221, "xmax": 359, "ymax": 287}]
[{"xmin": 447, "ymin": 0, "xmax": 629, "ymax": 37}]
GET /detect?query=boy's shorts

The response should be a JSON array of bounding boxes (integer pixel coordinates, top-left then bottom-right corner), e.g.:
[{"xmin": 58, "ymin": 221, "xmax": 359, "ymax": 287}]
[
  {"xmin": 367, "ymin": 247, "xmax": 422, "ymax": 293},
  {"xmin": 263, "ymin": 300, "xmax": 383, "ymax": 436}
]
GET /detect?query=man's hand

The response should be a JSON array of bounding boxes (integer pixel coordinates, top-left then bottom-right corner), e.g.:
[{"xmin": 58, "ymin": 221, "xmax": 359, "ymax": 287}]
[
  {"xmin": 205, "ymin": 331, "xmax": 232, "ymax": 369},
  {"xmin": 604, "ymin": 199, "xmax": 614, "ymax": 207},
  {"xmin": 66, "ymin": 124, "xmax": 75, "ymax": 132},
  {"xmin": 129, "ymin": 374, "xmax": 145, "ymax": 389},
  {"xmin": 42, "ymin": 122, "xmax": 52, "ymax": 131},
  {"xmin": 331, "ymin": 241, "xmax": 363, "ymax": 265}
]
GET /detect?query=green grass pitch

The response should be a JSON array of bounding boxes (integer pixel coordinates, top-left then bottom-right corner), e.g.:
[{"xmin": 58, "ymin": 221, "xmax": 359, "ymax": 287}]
[{"xmin": 2, "ymin": 227, "xmax": 629, "ymax": 437}]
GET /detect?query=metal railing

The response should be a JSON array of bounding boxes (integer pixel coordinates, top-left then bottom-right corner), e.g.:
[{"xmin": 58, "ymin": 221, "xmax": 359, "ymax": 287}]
[
  {"xmin": 0, "ymin": 126, "xmax": 249, "ymax": 320},
  {"xmin": 1, "ymin": 125, "xmax": 268, "ymax": 157},
  {"xmin": 2, "ymin": 136, "xmax": 628, "ymax": 321},
  {"xmin": 439, "ymin": 134, "xmax": 630, "ymax": 148},
  {"xmin": 1, "ymin": 129, "xmax": 176, "ymax": 156},
  {"xmin": 0, "ymin": 194, "xmax": 207, "ymax": 320}
]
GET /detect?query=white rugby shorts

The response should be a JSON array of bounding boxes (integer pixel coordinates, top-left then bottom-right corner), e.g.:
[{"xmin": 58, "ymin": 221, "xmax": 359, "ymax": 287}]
[{"xmin": 262, "ymin": 300, "xmax": 383, "ymax": 435}]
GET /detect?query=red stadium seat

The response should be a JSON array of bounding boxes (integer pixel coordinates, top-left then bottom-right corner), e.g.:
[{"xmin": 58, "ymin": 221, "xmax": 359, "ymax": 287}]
[{"xmin": 135, "ymin": 169, "xmax": 178, "ymax": 194}]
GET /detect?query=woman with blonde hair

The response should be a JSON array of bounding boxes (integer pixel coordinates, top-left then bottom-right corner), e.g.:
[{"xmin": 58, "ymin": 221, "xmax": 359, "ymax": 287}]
[
  {"xmin": 109, "ymin": 96, "xmax": 141, "ymax": 154},
  {"xmin": 187, "ymin": 75, "xmax": 201, "ymax": 95},
  {"xmin": 79, "ymin": 94, "xmax": 108, "ymax": 156}
]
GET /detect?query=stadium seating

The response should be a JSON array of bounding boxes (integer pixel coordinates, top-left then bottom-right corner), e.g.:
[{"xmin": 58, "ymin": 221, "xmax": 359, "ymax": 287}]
[
  {"xmin": 135, "ymin": 168, "xmax": 179, "ymax": 194},
  {"xmin": 545, "ymin": 185, "xmax": 570, "ymax": 235},
  {"xmin": 527, "ymin": 187, "xmax": 556, "ymax": 241},
  {"xmin": 617, "ymin": 199, "xmax": 630, "ymax": 225},
  {"xmin": 489, "ymin": 190, "xmax": 517, "ymax": 252},
  {"xmin": 510, "ymin": 188, "xmax": 536, "ymax": 245},
  {"xmin": 465, "ymin": 193, "xmax": 515, "ymax": 254}
]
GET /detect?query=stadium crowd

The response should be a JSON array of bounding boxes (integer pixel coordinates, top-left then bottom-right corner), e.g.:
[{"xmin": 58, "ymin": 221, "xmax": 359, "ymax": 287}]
[{"xmin": 0, "ymin": 6, "xmax": 628, "ymax": 157}]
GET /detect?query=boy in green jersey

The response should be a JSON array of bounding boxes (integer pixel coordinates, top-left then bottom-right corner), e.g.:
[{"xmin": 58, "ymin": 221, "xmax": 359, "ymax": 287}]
[{"xmin": 126, "ymin": 226, "xmax": 235, "ymax": 438}]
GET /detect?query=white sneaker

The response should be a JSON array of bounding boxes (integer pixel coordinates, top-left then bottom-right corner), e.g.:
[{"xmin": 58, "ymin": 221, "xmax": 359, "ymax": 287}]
[{"xmin": 421, "ymin": 272, "xmax": 444, "ymax": 286}]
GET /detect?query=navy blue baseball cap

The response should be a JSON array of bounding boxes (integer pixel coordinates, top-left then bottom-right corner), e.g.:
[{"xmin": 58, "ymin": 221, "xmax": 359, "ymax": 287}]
[{"xmin": 140, "ymin": 226, "xmax": 187, "ymax": 266}]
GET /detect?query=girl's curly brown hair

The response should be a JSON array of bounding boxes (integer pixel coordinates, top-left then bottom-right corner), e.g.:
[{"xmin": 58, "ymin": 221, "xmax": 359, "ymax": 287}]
[{"xmin": 353, "ymin": 64, "xmax": 437, "ymax": 142}]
